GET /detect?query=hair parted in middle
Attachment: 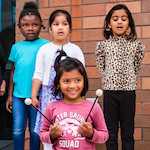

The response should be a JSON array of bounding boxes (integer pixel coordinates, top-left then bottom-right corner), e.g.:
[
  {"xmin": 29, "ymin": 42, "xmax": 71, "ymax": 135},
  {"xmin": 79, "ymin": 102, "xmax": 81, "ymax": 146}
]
[
  {"xmin": 49, "ymin": 9, "xmax": 72, "ymax": 32},
  {"xmin": 104, "ymin": 4, "xmax": 137, "ymax": 40},
  {"xmin": 53, "ymin": 53, "xmax": 88, "ymax": 99}
]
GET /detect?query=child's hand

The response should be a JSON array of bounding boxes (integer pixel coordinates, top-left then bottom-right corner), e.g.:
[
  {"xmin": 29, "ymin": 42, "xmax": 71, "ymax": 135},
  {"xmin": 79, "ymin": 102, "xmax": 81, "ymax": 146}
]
[
  {"xmin": 0, "ymin": 80, "xmax": 6, "ymax": 96},
  {"xmin": 6, "ymin": 96, "xmax": 12, "ymax": 113},
  {"xmin": 49, "ymin": 124, "xmax": 63, "ymax": 140},
  {"xmin": 78, "ymin": 121, "xmax": 94, "ymax": 139},
  {"xmin": 31, "ymin": 97, "xmax": 40, "ymax": 109}
]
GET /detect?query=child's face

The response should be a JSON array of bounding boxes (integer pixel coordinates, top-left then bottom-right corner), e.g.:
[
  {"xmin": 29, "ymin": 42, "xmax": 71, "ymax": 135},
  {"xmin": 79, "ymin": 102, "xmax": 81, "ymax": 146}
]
[
  {"xmin": 19, "ymin": 15, "xmax": 41, "ymax": 41},
  {"xmin": 108, "ymin": 9, "xmax": 129, "ymax": 37},
  {"xmin": 59, "ymin": 69, "xmax": 84, "ymax": 104},
  {"xmin": 49, "ymin": 14, "xmax": 70, "ymax": 45}
]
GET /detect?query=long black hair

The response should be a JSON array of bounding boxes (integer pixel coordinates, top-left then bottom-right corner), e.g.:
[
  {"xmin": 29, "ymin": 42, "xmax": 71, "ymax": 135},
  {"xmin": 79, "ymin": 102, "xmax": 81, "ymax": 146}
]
[{"xmin": 104, "ymin": 4, "xmax": 137, "ymax": 40}]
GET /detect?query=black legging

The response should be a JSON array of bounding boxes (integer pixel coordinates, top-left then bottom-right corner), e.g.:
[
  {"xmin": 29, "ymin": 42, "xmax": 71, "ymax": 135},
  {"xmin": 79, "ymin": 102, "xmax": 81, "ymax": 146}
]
[{"xmin": 103, "ymin": 90, "xmax": 135, "ymax": 150}]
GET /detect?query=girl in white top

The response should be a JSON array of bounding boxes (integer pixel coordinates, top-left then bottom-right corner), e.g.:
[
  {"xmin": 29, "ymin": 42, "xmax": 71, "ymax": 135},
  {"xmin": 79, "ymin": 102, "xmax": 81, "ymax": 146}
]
[{"xmin": 31, "ymin": 9, "xmax": 85, "ymax": 150}]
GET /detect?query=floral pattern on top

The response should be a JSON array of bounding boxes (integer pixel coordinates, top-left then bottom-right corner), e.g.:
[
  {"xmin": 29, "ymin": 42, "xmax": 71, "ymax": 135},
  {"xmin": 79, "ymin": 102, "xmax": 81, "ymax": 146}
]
[{"xmin": 34, "ymin": 52, "xmax": 63, "ymax": 135}]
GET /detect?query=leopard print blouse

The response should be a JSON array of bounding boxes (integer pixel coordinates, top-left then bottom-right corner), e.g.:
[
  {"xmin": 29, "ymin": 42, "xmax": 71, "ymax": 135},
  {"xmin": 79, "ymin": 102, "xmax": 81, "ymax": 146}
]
[{"xmin": 95, "ymin": 36, "xmax": 145, "ymax": 91}]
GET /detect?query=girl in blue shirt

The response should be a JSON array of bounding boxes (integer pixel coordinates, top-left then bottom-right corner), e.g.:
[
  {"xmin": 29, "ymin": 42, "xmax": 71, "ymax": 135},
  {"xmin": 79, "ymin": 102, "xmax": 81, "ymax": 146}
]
[{"xmin": 6, "ymin": 2, "xmax": 49, "ymax": 150}]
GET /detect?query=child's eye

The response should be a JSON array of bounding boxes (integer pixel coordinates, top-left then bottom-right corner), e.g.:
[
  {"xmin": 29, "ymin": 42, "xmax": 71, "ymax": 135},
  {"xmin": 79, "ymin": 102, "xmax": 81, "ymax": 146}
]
[
  {"xmin": 76, "ymin": 79, "xmax": 81, "ymax": 82},
  {"xmin": 122, "ymin": 17, "xmax": 128, "ymax": 21},
  {"xmin": 23, "ymin": 24, "xmax": 28, "ymax": 27},
  {"xmin": 33, "ymin": 24, "xmax": 38, "ymax": 27},
  {"xmin": 63, "ymin": 80, "xmax": 69, "ymax": 83},
  {"xmin": 53, "ymin": 23, "xmax": 58, "ymax": 26},
  {"xmin": 63, "ymin": 22, "xmax": 68, "ymax": 26},
  {"xmin": 113, "ymin": 17, "xmax": 118, "ymax": 21}
]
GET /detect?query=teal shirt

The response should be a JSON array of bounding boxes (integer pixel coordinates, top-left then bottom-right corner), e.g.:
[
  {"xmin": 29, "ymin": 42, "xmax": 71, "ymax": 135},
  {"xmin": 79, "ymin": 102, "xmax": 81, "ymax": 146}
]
[{"xmin": 9, "ymin": 38, "xmax": 50, "ymax": 98}]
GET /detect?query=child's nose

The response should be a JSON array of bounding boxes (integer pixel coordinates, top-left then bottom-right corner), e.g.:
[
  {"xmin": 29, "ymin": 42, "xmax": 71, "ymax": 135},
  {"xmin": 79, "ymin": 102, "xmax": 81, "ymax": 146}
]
[
  {"xmin": 69, "ymin": 81, "xmax": 76, "ymax": 88},
  {"xmin": 118, "ymin": 18, "xmax": 122, "ymax": 23},
  {"xmin": 28, "ymin": 25, "xmax": 33, "ymax": 30},
  {"xmin": 58, "ymin": 24, "xmax": 63, "ymax": 29}
]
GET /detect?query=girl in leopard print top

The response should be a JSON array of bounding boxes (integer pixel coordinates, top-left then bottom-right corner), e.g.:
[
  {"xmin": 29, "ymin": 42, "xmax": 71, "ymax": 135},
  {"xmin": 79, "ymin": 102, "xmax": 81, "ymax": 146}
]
[{"xmin": 95, "ymin": 4, "xmax": 145, "ymax": 150}]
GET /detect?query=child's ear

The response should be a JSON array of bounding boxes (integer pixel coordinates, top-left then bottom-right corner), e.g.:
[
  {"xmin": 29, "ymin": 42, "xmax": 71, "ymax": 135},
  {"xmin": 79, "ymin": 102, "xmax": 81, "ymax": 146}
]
[
  {"xmin": 108, "ymin": 23, "xmax": 111, "ymax": 29},
  {"xmin": 49, "ymin": 27, "xmax": 52, "ymax": 36},
  {"xmin": 58, "ymin": 84, "xmax": 60, "ymax": 88}
]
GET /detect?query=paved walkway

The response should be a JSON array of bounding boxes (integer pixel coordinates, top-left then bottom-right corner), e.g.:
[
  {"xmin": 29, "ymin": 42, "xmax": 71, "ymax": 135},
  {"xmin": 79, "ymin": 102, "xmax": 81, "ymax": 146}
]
[{"xmin": 0, "ymin": 140, "xmax": 13, "ymax": 150}]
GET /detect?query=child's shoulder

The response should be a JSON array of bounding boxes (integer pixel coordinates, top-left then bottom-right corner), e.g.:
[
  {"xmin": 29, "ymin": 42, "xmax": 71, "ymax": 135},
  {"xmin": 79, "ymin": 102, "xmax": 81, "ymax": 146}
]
[
  {"xmin": 85, "ymin": 99, "xmax": 99, "ymax": 105},
  {"xmin": 11, "ymin": 41, "xmax": 24, "ymax": 49},
  {"xmin": 96, "ymin": 39, "xmax": 108, "ymax": 49},
  {"xmin": 12, "ymin": 39, "xmax": 49, "ymax": 47},
  {"xmin": 133, "ymin": 40, "xmax": 145, "ymax": 46},
  {"xmin": 97, "ymin": 38, "xmax": 109, "ymax": 44},
  {"xmin": 12, "ymin": 40, "xmax": 23, "ymax": 46},
  {"xmin": 67, "ymin": 42, "xmax": 81, "ymax": 49},
  {"xmin": 38, "ymin": 42, "xmax": 53, "ymax": 51},
  {"xmin": 126, "ymin": 39, "xmax": 145, "ymax": 50},
  {"xmin": 134, "ymin": 40, "xmax": 145, "ymax": 51},
  {"xmin": 38, "ymin": 38, "xmax": 50, "ymax": 44},
  {"xmin": 47, "ymin": 100, "xmax": 62, "ymax": 108},
  {"xmin": 39, "ymin": 41, "xmax": 51, "ymax": 47},
  {"xmin": 85, "ymin": 99, "xmax": 102, "ymax": 111},
  {"xmin": 40, "ymin": 42, "xmax": 62, "ymax": 55}
]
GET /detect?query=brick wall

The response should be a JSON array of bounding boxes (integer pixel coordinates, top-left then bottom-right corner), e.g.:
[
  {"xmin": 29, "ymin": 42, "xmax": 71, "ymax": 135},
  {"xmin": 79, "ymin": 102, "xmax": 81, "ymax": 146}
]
[{"xmin": 16, "ymin": 0, "xmax": 150, "ymax": 149}]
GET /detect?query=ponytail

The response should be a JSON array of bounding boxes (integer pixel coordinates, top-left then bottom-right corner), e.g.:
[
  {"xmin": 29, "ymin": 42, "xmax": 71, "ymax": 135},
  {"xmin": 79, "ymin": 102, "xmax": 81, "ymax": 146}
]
[{"xmin": 54, "ymin": 47, "xmax": 68, "ymax": 72}]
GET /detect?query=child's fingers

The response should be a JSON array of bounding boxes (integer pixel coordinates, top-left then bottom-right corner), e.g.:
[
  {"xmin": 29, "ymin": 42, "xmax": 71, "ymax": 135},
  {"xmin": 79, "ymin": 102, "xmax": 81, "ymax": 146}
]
[
  {"xmin": 32, "ymin": 98, "xmax": 41, "ymax": 108},
  {"xmin": 82, "ymin": 121, "xmax": 92, "ymax": 128},
  {"xmin": 50, "ymin": 123, "xmax": 57, "ymax": 130},
  {"xmin": 78, "ymin": 122, "xmax": 94, "ymax": 139},
  {"xmin": 6, "ymin": 100, "xmax": 12, "ymax": 113},
  {"xmin": 50, "ymin": 124, "xmax": 62, "ymax": 132},
  {"xmin": 50, "ymin": 124, "xmax": 63, "ymax": 139}
]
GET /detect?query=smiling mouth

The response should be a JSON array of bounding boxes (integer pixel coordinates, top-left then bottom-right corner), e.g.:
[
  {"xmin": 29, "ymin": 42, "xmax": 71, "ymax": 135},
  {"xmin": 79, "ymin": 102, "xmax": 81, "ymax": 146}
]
[{"xmin": 68, "ymin": 90, "xmax": 77, "ymax": 94}]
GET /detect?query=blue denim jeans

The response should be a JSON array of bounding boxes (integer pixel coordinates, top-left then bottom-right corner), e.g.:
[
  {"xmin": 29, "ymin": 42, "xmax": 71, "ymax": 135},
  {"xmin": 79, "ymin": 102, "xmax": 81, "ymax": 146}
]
[{"xmin": 12, "ymin": 96, "xmax": 40, "ymax": 150}]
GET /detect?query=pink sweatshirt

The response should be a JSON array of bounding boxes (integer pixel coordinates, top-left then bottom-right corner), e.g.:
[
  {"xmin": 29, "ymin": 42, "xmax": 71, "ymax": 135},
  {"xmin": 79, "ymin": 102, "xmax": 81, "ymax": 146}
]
[{"xmin": 40, "ymin": 100, "xmax": 109, "ymax": 150}]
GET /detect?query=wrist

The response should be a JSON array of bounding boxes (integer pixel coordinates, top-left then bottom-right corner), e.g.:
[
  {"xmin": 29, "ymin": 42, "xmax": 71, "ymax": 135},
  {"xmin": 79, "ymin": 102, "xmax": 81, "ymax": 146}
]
[
  {"xmin": 31, "ymin": 95, "xmax": 37, "ymax": 99},
  {"xmin": 87, "ymin": 129, "xmax": 94, "ymax": 140},
  {"xmin": 8, "ymin": 94, "xmax": 13, "ymax": 98},
  {"xmin": 50, "ymin": 134, "xmax": 56, "ymax": 143}
]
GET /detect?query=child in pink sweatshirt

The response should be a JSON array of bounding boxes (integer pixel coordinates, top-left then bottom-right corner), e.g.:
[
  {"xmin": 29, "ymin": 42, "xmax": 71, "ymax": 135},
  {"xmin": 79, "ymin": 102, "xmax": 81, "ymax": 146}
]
[{"xmin": 40, "ymin": 54, "xmax": 109, "ymax": 150}]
